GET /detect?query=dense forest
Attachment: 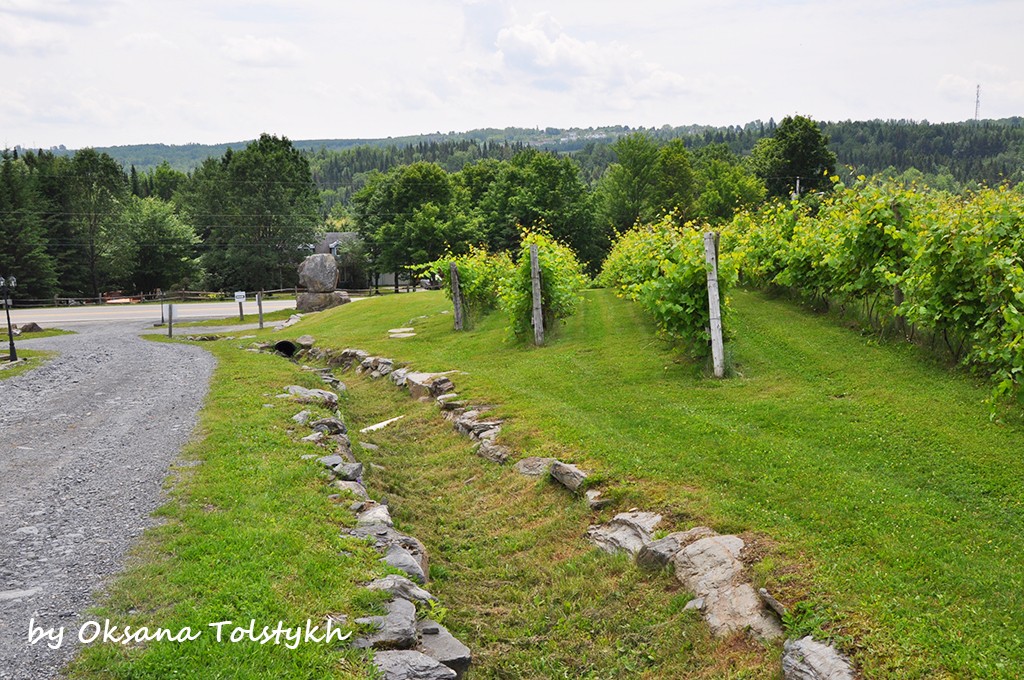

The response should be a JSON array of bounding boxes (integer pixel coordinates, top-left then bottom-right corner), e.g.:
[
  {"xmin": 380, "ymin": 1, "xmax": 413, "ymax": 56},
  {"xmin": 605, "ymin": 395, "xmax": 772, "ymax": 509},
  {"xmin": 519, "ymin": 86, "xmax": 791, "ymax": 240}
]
[{"xmin": 2, "ymin": 116, "xmax": 1022, "ymax": 303}]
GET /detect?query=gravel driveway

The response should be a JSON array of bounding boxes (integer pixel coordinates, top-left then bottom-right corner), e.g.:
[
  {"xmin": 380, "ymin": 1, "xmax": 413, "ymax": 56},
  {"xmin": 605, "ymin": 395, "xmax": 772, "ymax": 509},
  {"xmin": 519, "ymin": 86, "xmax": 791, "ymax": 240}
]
[{"xmin": 0, "ymin": 324, "xmax": 215, "ymax": 678}]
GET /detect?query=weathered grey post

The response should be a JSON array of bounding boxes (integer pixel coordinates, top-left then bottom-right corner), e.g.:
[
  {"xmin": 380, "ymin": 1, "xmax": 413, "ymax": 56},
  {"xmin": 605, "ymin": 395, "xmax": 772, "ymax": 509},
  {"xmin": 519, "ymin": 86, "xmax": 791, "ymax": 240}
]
[
  {"xmin": 703, "ymin": 232, "xmax": 725, "ymax": 378},
  {"xmin": 167, "ymin": 303, "xmax": 173, "ymax": 339},
  {"xmin": 257, "ymin": 291, "xmax": 265, "ymax": 330},
  {"xmin": 450, "ymin": 262, "xmax": 464, "ymax": 331},
  {"xmin": 530, "ymin": 244, "xmax": 544, "ymax": 346}
]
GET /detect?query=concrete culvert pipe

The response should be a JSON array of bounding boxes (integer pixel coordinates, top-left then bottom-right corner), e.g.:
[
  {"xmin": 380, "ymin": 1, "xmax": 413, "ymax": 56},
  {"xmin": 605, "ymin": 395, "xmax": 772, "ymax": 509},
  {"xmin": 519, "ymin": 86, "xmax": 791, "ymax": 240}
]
[{"xmin": 274, "ymin": 340, "xmax": 298, "ymax": 357}]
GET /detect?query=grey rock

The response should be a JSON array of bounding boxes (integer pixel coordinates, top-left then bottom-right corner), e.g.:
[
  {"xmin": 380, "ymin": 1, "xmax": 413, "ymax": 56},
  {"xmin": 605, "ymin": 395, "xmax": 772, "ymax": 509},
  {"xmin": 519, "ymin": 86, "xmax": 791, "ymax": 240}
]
[
  {"xmin": 636, "ymin": 527, "xmax": 717, "ymax": 571},
  {"xmin": 585, "ymin": 489, "xmax": 612, "ymax": 510},
  {"xmin": 353, "ymin": 597, "xmax": 417, "ymax": 650},
  {"xmin": 759, "ymin": 587, "xmax": 787, "ymax": 619},
  {"xmin": 672, "ymin": 535, "xmax": 783, "ymax": 640},
  {"xmin": 550, "ymin": 461, "xmax": 588, "ymax": 493},
  {"xmin": 586, "ymin": 511, "xmax": 662, "ymax": 555},
  {"xmin": 291, "ymin": 410, "xmax": 312, "ymax": 425},
  {"xmin": 295, "ymin": 334, "xmax": 316, "ymax": 349},
  {"xmin": 332, "ymin": 462, "xmax": 363, "ymax": 481},
  {"xmin": 318, "ymin": 454, "xmax": 346, "ymax": 468},
  {"xmin": 782, "ymin": 636, "xmax": 856, "ymax": 680},
  {"xmin": 435, "ymin": 393, "xmax": 460, "ymax": 405},
  {"xmin": 357, "ymin": 503, "xmax": 394, "ymax": 527},
  {"xmin": 476, "ymin": 439, "xmax": 510, "ymax": 464},
  {"xmin": 296, "ymin": 291, "xmax": 350, "ymax": 312},
  {"xmin": 684, "ymin": 597, "xmax": 705, "ymax": 611},
  {"xmin": 348, "ymin": 525, "xmax": 429, "ymax": 583},
  {"xmin": 360, "ymin": 442, "xmax": 380, "ymax": 451},
  {"xmin": 514, "ymin": 457, "xmax": 557, "ymax": 477},
  {"xmin": 365, "ymin": 575, "xmax": 436, "ymax": 603},
  {"xmin": 301, "ymin": 431, "xmax": 325, "ymax": 443},
  {"xmin": 281, "ymin": 385, "xmax": 338, "ymax": 408},
  {"xmin": 373, "ymin": 650, "xmax": 457, "ymax": 680},
  {"xmin": 332, "ymin": 480, "xmax": 369, "ymax": 500},
  {"xmin": 405, "ymin": 372, "xmax": 440, "ymax": 399},
  {"xmin": 382, "ymin": 545, "xmax": 427, "ymax": 584},
  {"xmin": 390, "ymin": 367, "xmax": 409, "ymax": 387},
  {"xmin": 311, "ymin": 417, "xmax": 347, "ymax": 435},
  {"xmin": 416, "ymin": 619, "xmax": 472, "ymax": 678},
  {"xmin": 297, "ymin": 253, "xmax": 339, "ymax": 293}
]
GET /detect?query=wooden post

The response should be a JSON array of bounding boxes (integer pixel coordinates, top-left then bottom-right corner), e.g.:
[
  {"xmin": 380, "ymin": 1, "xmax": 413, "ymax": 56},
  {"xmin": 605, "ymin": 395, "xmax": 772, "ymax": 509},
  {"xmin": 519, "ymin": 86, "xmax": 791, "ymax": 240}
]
[
  {"xmin": 703, "ymin": 232, "xmax": 725, "ymax": 378},
  {"xmin": 257, "ymin": 290, "xmax": 265, "ymax": 330},
  {"xmin": 167, "ymin": 303, "xmax": 173, "ymax": 338},
  {"xmin": 530, "ymin": 244, "xmax": 544, "ymax": 346},
  {"xmin": 450, "ymin": 262, "xmax": 464, "ymax": 331},
  {"xmin": 238, "ymin": 300, "xmax": 244, "ymax": 321}
]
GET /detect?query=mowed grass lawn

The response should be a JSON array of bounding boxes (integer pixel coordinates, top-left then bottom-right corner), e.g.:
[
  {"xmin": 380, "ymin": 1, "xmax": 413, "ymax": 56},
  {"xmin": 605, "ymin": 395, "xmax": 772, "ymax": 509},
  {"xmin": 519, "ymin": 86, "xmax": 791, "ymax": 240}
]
[{"xmin": 289, "ymin": 288, "xmax": 1024, "ymax": 678}]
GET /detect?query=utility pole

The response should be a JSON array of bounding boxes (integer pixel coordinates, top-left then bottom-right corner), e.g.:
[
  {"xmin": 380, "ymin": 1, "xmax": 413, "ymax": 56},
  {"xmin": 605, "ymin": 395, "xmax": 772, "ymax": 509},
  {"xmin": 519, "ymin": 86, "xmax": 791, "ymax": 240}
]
[{"xmin": 975, "ymin": 84, "xmax": 981, "ymax": 122}]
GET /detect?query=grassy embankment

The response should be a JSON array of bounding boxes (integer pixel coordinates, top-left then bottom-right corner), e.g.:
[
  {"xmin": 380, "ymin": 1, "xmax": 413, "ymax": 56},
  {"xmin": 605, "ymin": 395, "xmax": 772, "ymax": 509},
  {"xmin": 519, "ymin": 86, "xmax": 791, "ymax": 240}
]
[
  {"xmin": 0, "ymin": 328, "xmax": 72, "ymax": 379},
  {"xmin": 173, "ymin": 308, "xmax": 296, "ymax": 328},
  {"xmin": 70, "ymin": 289, "xmax": 1024, "ymax": 678}
]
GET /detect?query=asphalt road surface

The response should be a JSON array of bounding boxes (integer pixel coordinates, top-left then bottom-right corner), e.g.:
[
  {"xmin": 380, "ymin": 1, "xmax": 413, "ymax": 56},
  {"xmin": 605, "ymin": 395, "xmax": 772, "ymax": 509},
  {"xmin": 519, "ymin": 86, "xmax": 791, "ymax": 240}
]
[
  {"xmin": 7, "ymin": 299, "xmax": 296, "ymax": 327},
  {"xmin": 0, "ymin": 319, "xmax": 217, "ymax": 678}
]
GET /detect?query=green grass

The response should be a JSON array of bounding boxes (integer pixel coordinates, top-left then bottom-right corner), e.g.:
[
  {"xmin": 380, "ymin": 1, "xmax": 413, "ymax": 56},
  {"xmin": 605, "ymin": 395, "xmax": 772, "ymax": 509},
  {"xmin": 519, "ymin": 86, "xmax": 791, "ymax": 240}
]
[
  {"xmin": 175, "ymin": 308, "xmax": 296, "ymax": 328},
  {"xmin": 15, "ymin": 327, "xmax": 76, "ymax": 339},
  {"xmin": 266, "ymin": 288, "xmax": 1024, "ymax": 678},
  {"xmin": 338, "ymin": 373, "xmax": 776, "ymax": 678},
  {"xmin": 66, "ymin": 340, "xmax": 386, "ymax": 679},
  {"xmin": 0, "ymin": 349, "xmax": 55, "ymax": 379}
]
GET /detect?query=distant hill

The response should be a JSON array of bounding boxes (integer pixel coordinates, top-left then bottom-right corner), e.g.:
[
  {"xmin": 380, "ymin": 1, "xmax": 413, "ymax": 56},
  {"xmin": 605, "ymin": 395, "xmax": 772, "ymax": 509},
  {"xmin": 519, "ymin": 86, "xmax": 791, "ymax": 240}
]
[{"xmin": 15, "ymin": 118, "xmax": 1024, "ymax": 188}]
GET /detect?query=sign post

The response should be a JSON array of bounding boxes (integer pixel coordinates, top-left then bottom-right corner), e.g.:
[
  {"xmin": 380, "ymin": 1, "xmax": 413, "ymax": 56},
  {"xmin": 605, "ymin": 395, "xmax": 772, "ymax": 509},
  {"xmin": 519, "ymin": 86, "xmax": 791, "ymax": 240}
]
[
  {"xmin": 234, "ymin": 291, "xmax": 246, "ymax": 321},
  {"xmin": 257, "ymin": 291, "xmax": 264, "ymax": 330}
]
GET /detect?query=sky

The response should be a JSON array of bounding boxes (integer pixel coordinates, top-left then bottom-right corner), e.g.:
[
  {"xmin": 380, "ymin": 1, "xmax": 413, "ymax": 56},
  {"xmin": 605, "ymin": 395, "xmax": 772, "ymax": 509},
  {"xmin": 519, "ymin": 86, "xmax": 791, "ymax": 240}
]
[{"xmin": 2, "ymin": 0, "xmax": 1022, "ymax": 150}]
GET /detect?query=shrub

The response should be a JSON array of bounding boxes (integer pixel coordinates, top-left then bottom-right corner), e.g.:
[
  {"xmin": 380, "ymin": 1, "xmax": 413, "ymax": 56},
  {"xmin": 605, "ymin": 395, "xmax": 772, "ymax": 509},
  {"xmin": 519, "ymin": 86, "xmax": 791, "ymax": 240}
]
[
  {"xmin": 600, "ymin": 217, "xmax": 737, "ymax": 355},
  {"xmin": 498, "ymin": 229, "xmax": 589, "ymax": 340}
]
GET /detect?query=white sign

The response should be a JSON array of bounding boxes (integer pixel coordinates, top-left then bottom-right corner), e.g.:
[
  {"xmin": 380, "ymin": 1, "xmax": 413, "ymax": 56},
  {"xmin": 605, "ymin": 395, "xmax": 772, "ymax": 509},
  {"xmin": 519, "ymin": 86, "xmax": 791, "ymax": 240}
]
[{"xmin": 234, "ymin": 291, "xmax": 246, "ymax": 302}]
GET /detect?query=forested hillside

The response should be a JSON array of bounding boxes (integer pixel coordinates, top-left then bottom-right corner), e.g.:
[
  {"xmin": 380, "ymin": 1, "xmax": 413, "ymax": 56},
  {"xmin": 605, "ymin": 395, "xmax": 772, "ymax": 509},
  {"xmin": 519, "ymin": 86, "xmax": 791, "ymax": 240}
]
[{"xmin": 17, "ymin": 117, "xmax": 1024, "ymax": 189}]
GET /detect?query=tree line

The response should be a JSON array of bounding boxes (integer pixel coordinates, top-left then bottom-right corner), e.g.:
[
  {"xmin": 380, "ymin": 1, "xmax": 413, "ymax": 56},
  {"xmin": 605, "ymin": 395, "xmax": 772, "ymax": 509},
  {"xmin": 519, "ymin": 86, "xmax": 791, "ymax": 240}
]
[
  {"xmin": 0, "ymin": 134, "xmax": 320, "ymax": 302},
  {"xmin": 5, "ymin": 114, "xmax": 1013, "ymax": 302}
]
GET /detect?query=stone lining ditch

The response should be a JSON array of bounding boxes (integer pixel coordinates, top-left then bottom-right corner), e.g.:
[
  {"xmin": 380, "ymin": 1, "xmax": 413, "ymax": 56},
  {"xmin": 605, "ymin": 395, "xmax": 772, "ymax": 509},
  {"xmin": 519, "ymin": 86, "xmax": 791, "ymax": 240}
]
[{"xmin": 265, "ymin": 339, "xmax": 858, "ymax": 679}]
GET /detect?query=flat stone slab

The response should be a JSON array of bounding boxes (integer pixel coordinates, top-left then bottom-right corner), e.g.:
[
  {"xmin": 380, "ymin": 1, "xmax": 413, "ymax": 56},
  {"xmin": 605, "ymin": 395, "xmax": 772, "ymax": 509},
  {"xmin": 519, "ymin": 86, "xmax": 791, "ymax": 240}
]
[
  {"xmin": 636, "ymin": 526, "xmax": 717, "ymax": 571},
  {"xmin": 388, "ymin": 328, "xmax": 415, "ymax": 333},
  {"xmin": 416, "ymin": 619, "xmax": 471, "ymax": 678},
  {"xmin": 672, "ymin": 535, "xmax": 782, "ymax": 640},
  {"xmin": 389, "ymin": 333, "xmax": 416, "ymax": 338},
  {"xmin": 782, "ymin": 636, "xmax": 856, "ymax": 679},
  {"xmin": 514, "ymin": 457, "xmax": 557, "ymax": 477},
  {"xmin": 360, "ymin": 415, "xmax": 405, "ymax": 433},
  {"xmin": 586, "ymin": 511, "xmax": 662, "ymax": 555},
  {"xmin": 373, "ymin": 650, "xmax": 457, "ymax": 680}
]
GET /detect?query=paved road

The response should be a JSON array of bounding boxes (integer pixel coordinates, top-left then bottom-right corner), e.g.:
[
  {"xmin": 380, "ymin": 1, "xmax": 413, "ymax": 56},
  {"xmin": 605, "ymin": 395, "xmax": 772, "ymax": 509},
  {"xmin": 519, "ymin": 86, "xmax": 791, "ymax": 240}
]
[
  {"xmin": 0, "ymin": 321, "xmax": 216, "ymax": 678},
  {"xmin": 7, "ymin": 299, "xmax": 296, "ymax": 327}
]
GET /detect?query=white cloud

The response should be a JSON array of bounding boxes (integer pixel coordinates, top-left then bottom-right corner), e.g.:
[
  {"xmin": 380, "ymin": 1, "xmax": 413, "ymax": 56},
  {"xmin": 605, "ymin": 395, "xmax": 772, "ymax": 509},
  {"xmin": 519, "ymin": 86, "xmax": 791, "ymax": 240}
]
[
  {"xmin": 221, "ymin": 35, "xmax": 304, "ymax": 67},
  {"xmin": 493, "ymin": 12, "xmax": 692, "ymax": 103}
]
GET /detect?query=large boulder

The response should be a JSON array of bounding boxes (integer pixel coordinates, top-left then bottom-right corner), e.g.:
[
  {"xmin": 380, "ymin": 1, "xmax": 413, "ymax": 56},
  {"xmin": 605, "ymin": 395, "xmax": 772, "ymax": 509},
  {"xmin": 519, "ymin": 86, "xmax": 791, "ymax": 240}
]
[
  {"xmin": 296, "ymin": 291, "xmax": 350, "ymax": 313},
  {"xmin": 297, "ymin": 253, "xmax": 339, "ymax": 292}
]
